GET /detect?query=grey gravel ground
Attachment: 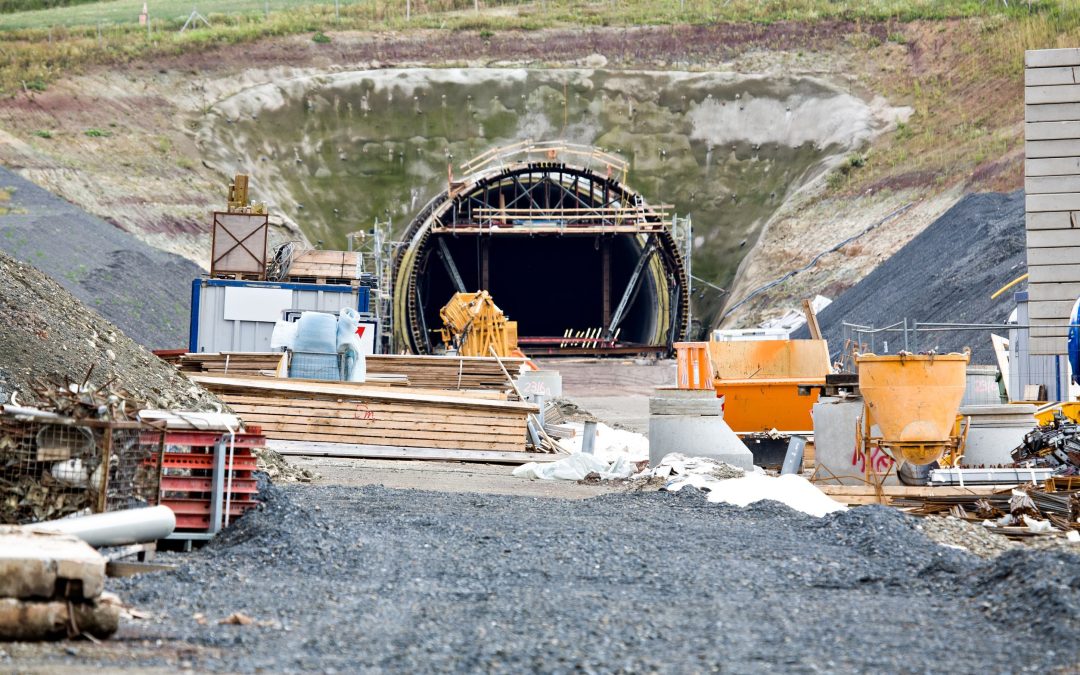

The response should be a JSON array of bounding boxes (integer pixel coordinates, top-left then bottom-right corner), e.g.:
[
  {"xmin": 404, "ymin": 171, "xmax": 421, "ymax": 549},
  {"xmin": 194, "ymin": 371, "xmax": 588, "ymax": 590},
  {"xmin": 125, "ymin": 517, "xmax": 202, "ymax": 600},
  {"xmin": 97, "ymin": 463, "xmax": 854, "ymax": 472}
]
[
  {"xmin": 796, "ymin": 190, "xmax": 1026, "ymax": 363},
  {"xmin": 0, "ymin": 167, "xmax": 203, "ymax": 349},
  {"xmin": 13, "ymin": 482, "xmax": 1080, "ymax": 673}
]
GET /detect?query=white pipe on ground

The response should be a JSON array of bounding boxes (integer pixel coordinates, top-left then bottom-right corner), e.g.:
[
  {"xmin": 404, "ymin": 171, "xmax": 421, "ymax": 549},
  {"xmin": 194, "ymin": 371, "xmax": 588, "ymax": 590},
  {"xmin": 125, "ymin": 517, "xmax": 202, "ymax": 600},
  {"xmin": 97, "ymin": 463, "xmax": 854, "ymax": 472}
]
[{"xmin": 29, "ymin": 505, "xmax": 176, "ymax": 547}]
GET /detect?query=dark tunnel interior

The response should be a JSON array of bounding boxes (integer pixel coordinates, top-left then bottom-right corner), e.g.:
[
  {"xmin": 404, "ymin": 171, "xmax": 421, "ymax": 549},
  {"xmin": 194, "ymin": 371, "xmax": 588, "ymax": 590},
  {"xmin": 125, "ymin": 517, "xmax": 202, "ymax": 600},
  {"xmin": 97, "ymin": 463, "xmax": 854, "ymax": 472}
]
[{"xmin": 416, "ymin": 233, "xmax": 658, "ymax": 350}]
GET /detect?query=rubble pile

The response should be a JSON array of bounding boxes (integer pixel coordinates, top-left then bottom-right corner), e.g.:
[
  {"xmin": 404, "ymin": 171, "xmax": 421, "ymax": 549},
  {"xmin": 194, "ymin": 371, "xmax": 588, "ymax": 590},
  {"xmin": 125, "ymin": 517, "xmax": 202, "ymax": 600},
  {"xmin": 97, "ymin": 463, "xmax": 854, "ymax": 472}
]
[{"xmin": 0, "ymin": 250, "xmax": 220, "ymax": 411}]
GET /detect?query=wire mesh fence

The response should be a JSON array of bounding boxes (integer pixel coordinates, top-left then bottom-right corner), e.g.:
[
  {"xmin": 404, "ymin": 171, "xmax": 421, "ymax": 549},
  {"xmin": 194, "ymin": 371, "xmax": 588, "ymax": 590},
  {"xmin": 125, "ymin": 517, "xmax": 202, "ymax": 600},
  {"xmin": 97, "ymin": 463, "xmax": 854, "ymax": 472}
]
[
  {"xmin": 837, "ymin": 321, "xmax": 1075, "ymax": 403},
  {"xmin": 0, "ymin": 414, "xmax": 163, "ymax": 525}
]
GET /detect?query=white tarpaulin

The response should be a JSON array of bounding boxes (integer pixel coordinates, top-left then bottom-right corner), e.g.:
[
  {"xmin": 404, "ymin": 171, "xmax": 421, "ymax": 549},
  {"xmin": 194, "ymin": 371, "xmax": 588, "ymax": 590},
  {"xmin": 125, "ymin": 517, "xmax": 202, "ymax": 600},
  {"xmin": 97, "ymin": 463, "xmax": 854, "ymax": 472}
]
[{"xmin": 664, "ymin": 472, "xmax": 846, "ymax": 517}]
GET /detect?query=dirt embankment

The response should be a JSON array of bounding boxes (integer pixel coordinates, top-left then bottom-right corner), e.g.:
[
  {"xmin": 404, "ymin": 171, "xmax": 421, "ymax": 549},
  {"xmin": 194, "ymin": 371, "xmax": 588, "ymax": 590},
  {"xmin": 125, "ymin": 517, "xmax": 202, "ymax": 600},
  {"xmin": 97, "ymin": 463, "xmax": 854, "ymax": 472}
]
[
  {"xmin": 793, "ymin": 190, "xmax": 1025, "ymax": 363},
  {"xmin": 0, "ymin": 249, "xmax": 219, "ymax": 410},
  {"xmin": 0, "ymin": 19, "xmax": 1032, "ymax": 333},
  {"xmin": 0, "ymin": 166, "xmax": 203, "ymax": 350}
]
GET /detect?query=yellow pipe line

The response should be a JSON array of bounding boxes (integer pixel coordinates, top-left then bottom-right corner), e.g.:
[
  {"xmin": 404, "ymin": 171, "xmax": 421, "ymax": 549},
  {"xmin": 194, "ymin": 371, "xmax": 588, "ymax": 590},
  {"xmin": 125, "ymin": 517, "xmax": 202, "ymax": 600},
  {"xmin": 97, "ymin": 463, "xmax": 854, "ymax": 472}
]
[{"xmin": 990, "ymin": 273, "xmax": 1029, "ymax": 300}]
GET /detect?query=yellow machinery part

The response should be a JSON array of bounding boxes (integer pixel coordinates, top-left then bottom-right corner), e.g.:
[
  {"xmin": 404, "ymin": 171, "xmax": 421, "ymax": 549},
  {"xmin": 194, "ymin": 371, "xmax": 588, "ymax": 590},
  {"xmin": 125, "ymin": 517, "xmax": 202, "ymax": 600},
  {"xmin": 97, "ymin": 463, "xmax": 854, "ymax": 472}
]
[{"xmin": 439, "ymin": 291, "xmax": 518, "ymax": 358}]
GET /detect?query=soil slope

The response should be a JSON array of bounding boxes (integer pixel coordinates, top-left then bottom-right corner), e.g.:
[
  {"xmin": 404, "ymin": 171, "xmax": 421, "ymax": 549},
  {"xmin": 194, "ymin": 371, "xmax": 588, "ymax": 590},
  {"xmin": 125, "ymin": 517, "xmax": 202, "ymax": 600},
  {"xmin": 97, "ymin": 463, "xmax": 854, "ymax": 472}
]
[
  {"xmin": 0, "ymin": 167, "xmax": 202, "ymax": 349},
  {"xmin": 795, "ymin": 190, "xmax": 1026, "ymax": 363},
  {"xmin": 0, "ymin": 249, "xmax": 219, "ymax": 409}
]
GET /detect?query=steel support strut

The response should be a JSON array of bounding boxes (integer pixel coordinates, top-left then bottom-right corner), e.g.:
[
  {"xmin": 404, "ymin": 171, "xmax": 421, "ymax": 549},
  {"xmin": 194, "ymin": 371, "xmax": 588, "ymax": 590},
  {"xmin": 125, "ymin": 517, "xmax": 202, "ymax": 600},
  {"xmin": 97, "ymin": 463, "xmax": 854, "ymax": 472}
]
[{"xmin": 605, "ymin": 235, "xmax": 657, "ymax": 341}]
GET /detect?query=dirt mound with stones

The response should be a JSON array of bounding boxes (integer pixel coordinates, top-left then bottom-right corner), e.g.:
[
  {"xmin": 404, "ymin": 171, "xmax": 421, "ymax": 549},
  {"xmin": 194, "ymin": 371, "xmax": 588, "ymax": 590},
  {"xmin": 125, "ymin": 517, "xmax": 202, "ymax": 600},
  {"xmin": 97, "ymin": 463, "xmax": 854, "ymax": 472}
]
[
  {"xmin": 796, "ymin": 190, "xmax": 1026, "ymax": 363},
  {"xmin": 0, "ymin": 250, "xmax": 218, "ymax": 410}
]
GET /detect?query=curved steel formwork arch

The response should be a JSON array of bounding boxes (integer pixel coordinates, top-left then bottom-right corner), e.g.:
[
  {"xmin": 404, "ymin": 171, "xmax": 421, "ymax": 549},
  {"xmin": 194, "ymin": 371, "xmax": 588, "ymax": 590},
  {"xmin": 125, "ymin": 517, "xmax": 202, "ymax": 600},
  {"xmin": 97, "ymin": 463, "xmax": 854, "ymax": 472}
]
[{"xmin": 392, "ymin": 147, "xmax": 689, "ymax": 356}]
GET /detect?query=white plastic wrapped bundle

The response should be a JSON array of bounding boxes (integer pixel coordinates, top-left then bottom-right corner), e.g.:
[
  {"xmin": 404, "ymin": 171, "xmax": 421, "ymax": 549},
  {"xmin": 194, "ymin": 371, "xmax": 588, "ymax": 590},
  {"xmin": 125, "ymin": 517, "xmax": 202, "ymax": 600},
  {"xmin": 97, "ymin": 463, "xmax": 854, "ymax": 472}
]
[
  {"xmin": 292, "ymin": 312, "xmax": 337, "ymax": 353},
  {"xmin": 336, "ymin": 308, "xmax": 366, "ymax": 382}
]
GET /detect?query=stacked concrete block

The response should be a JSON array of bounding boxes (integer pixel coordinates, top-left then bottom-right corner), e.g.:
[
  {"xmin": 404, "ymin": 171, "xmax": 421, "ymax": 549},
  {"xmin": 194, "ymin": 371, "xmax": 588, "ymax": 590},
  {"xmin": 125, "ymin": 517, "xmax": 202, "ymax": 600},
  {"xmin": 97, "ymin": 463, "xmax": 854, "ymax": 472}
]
[
  {"xmin": 0, "ymin": 527, "xmax": 120, "ymax": 640},
  {"xmin": 648, "ymin": 389, "xmax": 754, "ymax": 470},
  {"xmin": 811, "ymin": 397, "xmax": 899, "ymax": 487},
  {"xmin": 1025, "ymin": 48, "xmax": 1080, "ymax": 355},
  {"xmin": 958, "ymin": 404, "xmax": 1038, "ymax": 466}
]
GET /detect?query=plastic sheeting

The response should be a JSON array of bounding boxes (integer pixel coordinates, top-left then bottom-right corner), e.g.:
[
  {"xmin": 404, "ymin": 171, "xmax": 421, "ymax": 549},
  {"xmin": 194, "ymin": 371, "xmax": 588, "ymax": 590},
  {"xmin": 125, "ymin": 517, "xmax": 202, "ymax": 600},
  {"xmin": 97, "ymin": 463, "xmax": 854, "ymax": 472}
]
[{"xmin": 512, "ymin": 453, "xmax": 636, "ymax": 481}]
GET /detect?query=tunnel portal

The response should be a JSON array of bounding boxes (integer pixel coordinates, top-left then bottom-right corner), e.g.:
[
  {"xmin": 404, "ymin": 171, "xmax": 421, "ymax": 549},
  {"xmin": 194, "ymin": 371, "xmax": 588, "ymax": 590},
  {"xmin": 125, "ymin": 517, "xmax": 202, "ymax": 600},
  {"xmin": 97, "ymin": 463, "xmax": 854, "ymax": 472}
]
[{"xmin": 392, "ymin": 144, "xmax": 690, "ymax": 355}]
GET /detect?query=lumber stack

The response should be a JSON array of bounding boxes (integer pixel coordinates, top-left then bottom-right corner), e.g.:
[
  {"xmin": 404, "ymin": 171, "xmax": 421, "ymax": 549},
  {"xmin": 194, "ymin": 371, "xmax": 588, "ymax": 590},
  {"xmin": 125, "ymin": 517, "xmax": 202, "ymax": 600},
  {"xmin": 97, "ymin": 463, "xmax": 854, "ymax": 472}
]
[
  {"xmin": 287, "ymin": 250, "xmax": 359, "ymax": 282},
  {"xmin": 190, "ymin": 375, "xmax": 536, "ymax": 452},
  {"xmin": 1024, "ymin": 48, "xmax": 1080, "ymax": 354},
  {"xmin": 179, "ymin": 352, "xmax": 286, "ymax": 376},
  {"xmin": 365, "ymin": 354, "xmax": 526, "ymax": 391}
]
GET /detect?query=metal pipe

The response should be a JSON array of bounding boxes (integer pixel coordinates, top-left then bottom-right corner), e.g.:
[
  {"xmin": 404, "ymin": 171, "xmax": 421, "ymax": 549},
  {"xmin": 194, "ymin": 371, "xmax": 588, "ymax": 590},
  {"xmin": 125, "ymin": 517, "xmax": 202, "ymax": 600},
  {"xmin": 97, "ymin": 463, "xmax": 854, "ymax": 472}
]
[
  {"xmin": 31, "ymin": 505, "xmax": 176, "ymax": 547},
  {"xmin": 581, "ymin": 421, "xmax": 597, "ymax": 455}
]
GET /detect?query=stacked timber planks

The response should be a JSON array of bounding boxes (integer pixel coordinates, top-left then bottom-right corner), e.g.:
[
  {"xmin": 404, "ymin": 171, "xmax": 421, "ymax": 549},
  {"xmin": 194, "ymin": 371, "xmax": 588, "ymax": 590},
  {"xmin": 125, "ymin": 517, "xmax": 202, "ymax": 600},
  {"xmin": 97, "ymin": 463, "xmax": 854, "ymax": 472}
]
[
  {"xmin": 190, "ymin": 375, "xmax": 535, "ymax": 452},
  {"xmin": 1024, "ymin": 48, "xmax": 1080, "ymax": 354},
  {"xmin": 287, "ymin": 250, "xmax": 359, "ymax": 282},
  {"xmin": 179, "ymin": 352, "xmax": 286, "ymax": 376},
  {"xmin": 365, "ymin": 355, "xmax": 527, "ymax": 391},
  {"xmin": 178, "ymin": 353, "xmax": 523, "ymax": 392}
]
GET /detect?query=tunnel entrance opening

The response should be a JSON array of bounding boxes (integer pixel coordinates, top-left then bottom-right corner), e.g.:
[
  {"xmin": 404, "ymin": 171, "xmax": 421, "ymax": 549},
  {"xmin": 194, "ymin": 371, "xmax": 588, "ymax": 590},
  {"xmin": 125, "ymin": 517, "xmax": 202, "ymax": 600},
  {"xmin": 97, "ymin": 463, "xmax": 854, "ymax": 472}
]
[
  {"xmin": 417, "ymin": 233, "xmax": 660, "ymax": 354},
  {"xmin": 392, "ymin": 143, "xmax": 690, "ymax": 356}
]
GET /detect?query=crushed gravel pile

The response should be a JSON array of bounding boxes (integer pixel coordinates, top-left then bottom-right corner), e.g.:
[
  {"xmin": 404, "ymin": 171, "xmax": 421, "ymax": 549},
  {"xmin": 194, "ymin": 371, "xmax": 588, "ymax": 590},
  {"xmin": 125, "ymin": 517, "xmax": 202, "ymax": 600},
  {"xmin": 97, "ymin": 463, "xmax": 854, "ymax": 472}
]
[
  {"xmin": 918, "ymin": 515, "xmax": 1018, "ymax": 558},
  {"xmin": 24, "ymin": 485, "xmax": 1079, "ymax": 673},
  {"xmin": 796, "ymin": 191, "xmax": 1026, "ymax": 363},
  {"xmin": 0, "ymin": 251, "xmax": 219, "ymax": 410},
  {"xmin": 0, "ymin": 167, "xmax": 203, "ymax": 350}
]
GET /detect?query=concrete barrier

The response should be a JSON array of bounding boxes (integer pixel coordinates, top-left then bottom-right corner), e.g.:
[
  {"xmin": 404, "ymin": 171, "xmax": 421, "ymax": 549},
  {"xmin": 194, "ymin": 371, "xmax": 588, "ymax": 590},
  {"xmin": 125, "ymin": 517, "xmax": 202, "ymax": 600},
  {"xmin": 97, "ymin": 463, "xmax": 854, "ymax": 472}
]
[{"xmin": 648, "ymin": 389, "xmax": 754, "ymax": 469}]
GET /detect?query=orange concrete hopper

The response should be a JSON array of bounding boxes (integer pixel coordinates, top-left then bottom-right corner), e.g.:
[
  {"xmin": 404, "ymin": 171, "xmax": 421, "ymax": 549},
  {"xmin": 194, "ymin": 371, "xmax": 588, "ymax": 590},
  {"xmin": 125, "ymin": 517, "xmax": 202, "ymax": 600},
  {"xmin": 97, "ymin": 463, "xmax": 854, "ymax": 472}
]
[{"xmin": 856, "ymin": 352, "xmax": 970, "ymax": 465}]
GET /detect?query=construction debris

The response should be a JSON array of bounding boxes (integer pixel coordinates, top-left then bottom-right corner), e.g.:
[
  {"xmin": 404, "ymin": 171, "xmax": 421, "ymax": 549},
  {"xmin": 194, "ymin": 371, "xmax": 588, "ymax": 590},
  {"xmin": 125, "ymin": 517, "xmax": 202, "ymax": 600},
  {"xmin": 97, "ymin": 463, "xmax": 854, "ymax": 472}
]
[
  {"xmin": 0, "ymin": 528, "xmax": 120, "ymax": 640},
  {"xmin": 0, "ymin": 381, "xmax": 163, "ymax": 525},
  {"xmin": 1011, "ymin": 411, "xmax": 1080, "ymax": 474}
]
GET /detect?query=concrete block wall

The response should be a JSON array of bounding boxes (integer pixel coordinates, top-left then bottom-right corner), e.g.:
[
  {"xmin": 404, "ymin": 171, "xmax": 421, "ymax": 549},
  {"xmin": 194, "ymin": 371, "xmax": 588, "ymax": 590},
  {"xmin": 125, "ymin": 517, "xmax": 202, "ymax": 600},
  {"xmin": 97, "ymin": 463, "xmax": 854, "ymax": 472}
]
[{"xmin": 1025, "ymin": 48, "xmax": 1080, "ymax": 355}]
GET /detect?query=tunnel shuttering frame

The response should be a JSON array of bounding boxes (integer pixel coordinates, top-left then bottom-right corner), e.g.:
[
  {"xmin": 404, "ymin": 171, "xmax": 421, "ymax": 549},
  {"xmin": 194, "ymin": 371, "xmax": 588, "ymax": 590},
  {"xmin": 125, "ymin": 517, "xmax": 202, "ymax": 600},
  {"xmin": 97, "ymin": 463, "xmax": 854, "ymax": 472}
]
[{"xmin": 392, "ymin": 142, "xmax": 691, "ymax": 356}]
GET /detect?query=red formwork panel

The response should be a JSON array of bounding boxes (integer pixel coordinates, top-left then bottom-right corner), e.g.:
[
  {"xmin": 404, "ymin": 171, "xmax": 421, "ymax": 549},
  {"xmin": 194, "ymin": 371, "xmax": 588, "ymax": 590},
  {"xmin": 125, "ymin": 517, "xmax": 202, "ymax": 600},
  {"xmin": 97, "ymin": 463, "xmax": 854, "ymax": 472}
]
[{"xmin": 160, "ymin": 430, "xmax": 264, "ymax": 533}]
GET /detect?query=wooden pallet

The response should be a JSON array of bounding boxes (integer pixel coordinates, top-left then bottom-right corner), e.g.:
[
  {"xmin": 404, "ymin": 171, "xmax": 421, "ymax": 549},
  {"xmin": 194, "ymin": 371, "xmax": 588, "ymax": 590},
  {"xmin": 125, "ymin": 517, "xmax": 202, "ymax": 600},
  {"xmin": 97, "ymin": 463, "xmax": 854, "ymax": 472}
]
[
  {"xmin": 287, "ymin": 250, "xmax": 360, "ymax": 281},
  {"xmin": 365, "ymin": 354, "xmax": 527, "ymax": 391},
  {"xmin": 190, "ymin": 375, "xmax": 536, "ymax": 453}
]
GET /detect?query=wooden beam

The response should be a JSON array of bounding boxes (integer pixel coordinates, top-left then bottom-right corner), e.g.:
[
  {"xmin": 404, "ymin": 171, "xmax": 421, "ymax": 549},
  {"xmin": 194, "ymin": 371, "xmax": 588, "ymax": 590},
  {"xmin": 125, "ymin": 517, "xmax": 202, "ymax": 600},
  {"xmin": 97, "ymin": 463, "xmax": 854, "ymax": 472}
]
[
  {"xmin": 267, "ymin": 440, "xmax": 562, "ymax": 464},
  {"xmin": 189, "ymin": 375, "xmax": 539, "ymax": 413},
  {"xmin": 802, "ymin": 299, "xmax": 823, "ymax": 340}
]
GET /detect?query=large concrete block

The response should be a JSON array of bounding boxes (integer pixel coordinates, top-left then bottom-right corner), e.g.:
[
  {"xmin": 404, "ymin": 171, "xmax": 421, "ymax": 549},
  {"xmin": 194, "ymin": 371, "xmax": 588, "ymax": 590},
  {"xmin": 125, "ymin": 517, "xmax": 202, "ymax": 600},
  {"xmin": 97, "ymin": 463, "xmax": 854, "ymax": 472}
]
[
  {"xmin": 649, "ymin": 388, "xmax": 722, "ymax": 416},
  {"xmin": 812, "ymin": 397, "xmax": 899, "ymax": 486},
  {"xmin": 648, "ymin": 415, "xmax": 754, "ymax": 470},
  {"xmin": 959, "ymin": 405, "xmax": 1038, "ymax": 466},
  {"xmin": 0, "ymin": 527, "xmax": 105, "ymax": 601}
]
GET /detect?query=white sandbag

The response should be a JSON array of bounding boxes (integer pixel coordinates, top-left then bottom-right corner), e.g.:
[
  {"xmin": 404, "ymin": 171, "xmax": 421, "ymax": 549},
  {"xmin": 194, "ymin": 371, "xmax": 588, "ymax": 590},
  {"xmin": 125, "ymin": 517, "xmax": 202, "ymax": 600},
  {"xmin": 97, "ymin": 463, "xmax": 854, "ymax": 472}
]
[{"xmin": 269, "ymin": 320, "xmax": 298, "ymax": 350}]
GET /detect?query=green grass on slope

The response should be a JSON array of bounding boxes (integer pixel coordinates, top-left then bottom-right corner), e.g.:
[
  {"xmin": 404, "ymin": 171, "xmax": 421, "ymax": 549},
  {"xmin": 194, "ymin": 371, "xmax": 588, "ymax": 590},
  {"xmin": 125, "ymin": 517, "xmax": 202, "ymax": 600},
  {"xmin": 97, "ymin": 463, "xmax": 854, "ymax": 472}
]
[
  {"xmin": 0, "ymin": 0, "xmax": 100, "ymax": 16},
  {"xmin": 0, "ymin": 0, "xmax": 1061, "ymax": 30}
]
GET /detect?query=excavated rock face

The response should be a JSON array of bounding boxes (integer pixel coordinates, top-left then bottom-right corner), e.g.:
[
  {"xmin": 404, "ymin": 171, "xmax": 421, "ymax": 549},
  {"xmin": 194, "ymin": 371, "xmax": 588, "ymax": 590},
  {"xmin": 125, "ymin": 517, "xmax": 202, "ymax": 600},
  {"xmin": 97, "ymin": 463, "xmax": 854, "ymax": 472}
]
[
  {"xmin": 0, "ymin": 251, "xmax": 219, "ymax": 411},
  {"xmin": 198, "ymin": 68, "xmax": 902, "ymax": 330}
]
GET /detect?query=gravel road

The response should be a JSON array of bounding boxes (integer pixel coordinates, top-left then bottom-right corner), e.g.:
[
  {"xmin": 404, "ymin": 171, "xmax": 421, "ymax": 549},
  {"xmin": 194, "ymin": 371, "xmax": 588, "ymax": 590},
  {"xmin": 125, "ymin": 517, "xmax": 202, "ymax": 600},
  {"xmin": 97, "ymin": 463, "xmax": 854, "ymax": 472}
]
[
  {"xmin": 796, "ymin": 190, "xmax": 1026, "ymax": 363},
  {"xmin": 13, "ymin": 482, "xmax": 1080, "ymax": 673}
]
